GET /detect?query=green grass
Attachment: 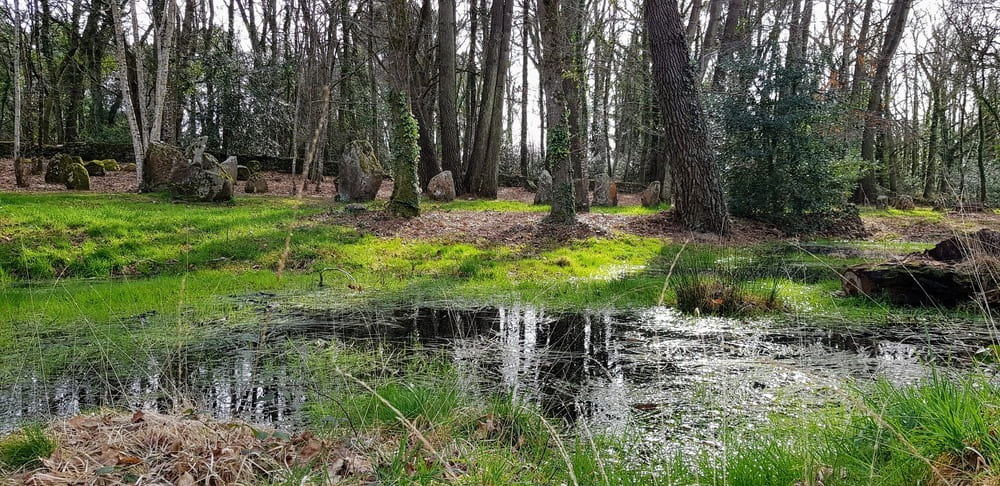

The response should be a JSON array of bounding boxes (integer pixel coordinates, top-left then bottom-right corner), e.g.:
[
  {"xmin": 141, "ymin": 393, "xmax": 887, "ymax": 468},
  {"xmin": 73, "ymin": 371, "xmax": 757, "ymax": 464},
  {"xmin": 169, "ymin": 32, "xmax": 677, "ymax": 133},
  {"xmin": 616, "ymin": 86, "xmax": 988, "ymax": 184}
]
[
  {"xmin": 859, "ymin": 206, "xmax": 945, "ymax": 223},
  {"xmin": 0, "ymin": 424, "xmax": 56, "ymax": 471}
]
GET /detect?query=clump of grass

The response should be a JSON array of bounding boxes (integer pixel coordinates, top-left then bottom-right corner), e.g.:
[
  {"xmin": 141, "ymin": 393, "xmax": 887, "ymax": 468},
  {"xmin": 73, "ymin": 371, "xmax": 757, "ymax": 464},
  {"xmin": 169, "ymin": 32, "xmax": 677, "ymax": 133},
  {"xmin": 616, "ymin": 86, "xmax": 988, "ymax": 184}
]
[
  {"xmin": 0, "ymin": 424, "xmax": 56, "ymax": 470},
  {"xmin": 841, "ymin": 374, "xmax": 1000, "ymax": 484},
  {"xmin": 464, "ymin": 395, "xmax": 550, "ymax": 450},
  {"xmin": 672, "ymin": 273, "xmax": 783, "ymax": 316},
  {"xmin": 326, "ymin": 380, "xmax": 463, "ymax": 431}
]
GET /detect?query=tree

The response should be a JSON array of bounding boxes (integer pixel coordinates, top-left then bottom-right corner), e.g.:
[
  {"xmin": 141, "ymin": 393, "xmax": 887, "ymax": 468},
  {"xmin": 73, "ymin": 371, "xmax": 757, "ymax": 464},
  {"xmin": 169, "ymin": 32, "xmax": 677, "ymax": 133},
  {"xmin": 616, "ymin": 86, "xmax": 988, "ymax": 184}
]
[
  {"xmin": 852, "ymin": 0, "xmax": 913, "ymax": 203},
  {"xmin": 465, "ymin": 0, "xmax": 515, "ymax": 197},
  {"xmin": 10, "ymin": 0, "xmax": 26, "ymax": 187},
  {"xmin": 110, "ymin": 0, "xmax": 146, "ymax": 188},
  {"xmin": 438, "ymin": 0, "xmax": 461, "ymax": 191},
  {"xmin": 538, "ymin": 0, "xmax": 575, "ymax": 224},
  {"xmin": 645, "ymin": 0, "xmax": 729, "ymax": 234}
]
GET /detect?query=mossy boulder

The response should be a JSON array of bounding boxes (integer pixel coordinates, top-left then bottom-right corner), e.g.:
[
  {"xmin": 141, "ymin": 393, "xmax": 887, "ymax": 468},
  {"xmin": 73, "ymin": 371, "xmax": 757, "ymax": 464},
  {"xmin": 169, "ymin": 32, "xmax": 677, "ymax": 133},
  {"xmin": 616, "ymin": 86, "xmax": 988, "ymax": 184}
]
[
  {"xmin": 100, "ymin": 159, "xmax": 121, "ymax": 171},
  {"xmin": 45, "ymin": 154, "xmax": 81, "ymax": 184},
  {"xmin": 168, "ymin": 139, "xmax": 235, "ymax": 202},
  {"xmin": 237, "ymin": 165, "xmax": 251, "ymax": 181},
  {"xmin": 120, "ymin": 163, "xmax": 137, "ymax": 172},
  {"xmin": 144, "ymin": 142, "xmax": 186, "ymax": 191},
  {"xmin": 84, "ymin": 161, "xmax": 106, "ymax": 176},
  {"xmin": 65, "ymin": 163, "xmax": 91, "ymax": 190}
]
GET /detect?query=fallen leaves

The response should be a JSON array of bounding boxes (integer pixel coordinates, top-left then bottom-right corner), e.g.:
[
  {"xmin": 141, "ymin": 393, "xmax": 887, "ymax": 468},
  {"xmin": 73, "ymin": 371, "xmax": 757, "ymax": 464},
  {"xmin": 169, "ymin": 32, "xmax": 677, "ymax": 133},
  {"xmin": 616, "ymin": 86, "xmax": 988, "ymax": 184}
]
[{"xmin": 17, "ymin": 410, "xmax": 373, "ymax": 485}]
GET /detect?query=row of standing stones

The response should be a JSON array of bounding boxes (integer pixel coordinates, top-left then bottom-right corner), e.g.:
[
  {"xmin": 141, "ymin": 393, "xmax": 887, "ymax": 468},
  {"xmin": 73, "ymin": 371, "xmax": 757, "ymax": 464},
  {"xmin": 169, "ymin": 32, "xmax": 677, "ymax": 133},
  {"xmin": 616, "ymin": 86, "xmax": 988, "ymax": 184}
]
[
  {"xmin": 36, "ymin": 138, "xmax": 266, "ymax": 200},
  {"xmin": 39, "ymin": 154, "xmax": 135, "ymax": 190},
  {"xmin": 334, "ymin": 141, "xmax": 642, "ymax": 210}
]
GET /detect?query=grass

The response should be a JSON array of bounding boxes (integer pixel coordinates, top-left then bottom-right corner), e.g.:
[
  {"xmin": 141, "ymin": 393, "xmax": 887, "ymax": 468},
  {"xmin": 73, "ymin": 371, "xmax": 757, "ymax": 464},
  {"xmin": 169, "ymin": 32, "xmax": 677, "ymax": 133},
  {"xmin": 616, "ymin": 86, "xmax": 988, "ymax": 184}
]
[
  {"xmin": 860, "ymin": 206, "xmax": 946, "ymax": 223},
  {"xmin": 0, "ymin": 424, "xmax": 55, "ymax": 471},
  {"xmin": 4, "ymin": 192, "xmax": 998, "ymax": 484}
]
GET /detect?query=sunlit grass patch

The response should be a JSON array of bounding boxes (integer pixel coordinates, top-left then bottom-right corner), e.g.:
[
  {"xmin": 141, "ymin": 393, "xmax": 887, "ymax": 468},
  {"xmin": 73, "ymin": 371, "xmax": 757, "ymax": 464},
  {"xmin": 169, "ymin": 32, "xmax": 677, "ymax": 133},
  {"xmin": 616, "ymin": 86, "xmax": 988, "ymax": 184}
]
[
  {"xmin": 860, "ymin": 206, "xmax": 945, "ymax": 223},
  {"xmin": 0, "ymin": 424, "xmax": 56, "ymax": 471}
]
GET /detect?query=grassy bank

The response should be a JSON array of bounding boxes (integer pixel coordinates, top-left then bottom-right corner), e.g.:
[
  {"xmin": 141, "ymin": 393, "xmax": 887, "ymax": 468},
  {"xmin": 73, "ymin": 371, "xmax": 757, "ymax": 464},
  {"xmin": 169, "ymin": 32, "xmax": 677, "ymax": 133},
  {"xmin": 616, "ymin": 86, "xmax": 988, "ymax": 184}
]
[{"xmin": 1, "ymin": 193, "xmax": 972, "ymax": 324}]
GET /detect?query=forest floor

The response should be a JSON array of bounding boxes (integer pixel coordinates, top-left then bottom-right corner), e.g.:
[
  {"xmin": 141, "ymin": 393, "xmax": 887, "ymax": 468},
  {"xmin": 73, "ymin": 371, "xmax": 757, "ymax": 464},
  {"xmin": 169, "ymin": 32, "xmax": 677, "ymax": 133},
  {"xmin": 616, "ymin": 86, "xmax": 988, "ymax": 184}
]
[{"xmin": 3, "ymin": 162, "xmax": 1000, "ymax": 484}]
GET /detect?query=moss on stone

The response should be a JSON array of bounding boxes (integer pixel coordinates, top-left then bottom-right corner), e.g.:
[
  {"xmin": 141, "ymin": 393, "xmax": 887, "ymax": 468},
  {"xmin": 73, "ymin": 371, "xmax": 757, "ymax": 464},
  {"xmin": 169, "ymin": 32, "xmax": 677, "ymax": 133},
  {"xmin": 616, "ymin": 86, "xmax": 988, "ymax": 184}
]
[{"xmin": 65, "ymin": 163, "xmax": 91, "ymax": 190}]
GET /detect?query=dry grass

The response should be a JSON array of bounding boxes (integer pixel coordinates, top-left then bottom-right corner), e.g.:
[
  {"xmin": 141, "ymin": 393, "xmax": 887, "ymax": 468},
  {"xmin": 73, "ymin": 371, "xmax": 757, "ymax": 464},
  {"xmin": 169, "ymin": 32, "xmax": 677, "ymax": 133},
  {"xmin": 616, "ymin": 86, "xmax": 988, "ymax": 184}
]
[{"xmin": 10, "ymin": 410, "xmax": 372, "ymax": 485}]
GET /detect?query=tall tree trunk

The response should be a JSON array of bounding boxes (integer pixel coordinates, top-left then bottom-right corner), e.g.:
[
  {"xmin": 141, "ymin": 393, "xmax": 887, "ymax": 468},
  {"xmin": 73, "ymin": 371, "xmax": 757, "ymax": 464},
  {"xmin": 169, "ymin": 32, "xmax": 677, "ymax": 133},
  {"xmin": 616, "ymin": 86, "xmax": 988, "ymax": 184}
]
[
  {"xmin": 697, "ymin": 0, "xmax": 724, "ymax": 82},
  {"xmin": 646, "ymin": 0, "xmax": 729, "ymax": 234},
  {"xmin": 12, "ymin": 0, "xmax": 26, "ymax": 187},
  {"xmin": 710, "ymin": 0, "xmax": 745, "ymax": 91},
  {"xmin": 538, "ymin": 0, "xmax": 575, "ymax": 224},
  {"xmin": 853, "ymin": 0, "xmax": 912, "ymax": 203},
  {"xmin": 923, "ymin": 82, "xmax": 942, "ymax": 199},
  {"xmin": 466, "ymin": 0, "xmax": 515, "ymax": 198},
  {"xmin": 564, "ymin": 0, "xmax": 588, "ymax": 210},
  {"xmin": 977, "ymin": 100, "xmax": 986, "ymax": 204},
  {"xmin": 519, "ymin": 0, "xmax": 530, "ymax": 185},
  {"xmin": 438, "ymin": 0, "xmax": 463, "ymax": 192},
  {"xmin": 462, "ymin": 0, "xmax": 484, "ymax": 171}
]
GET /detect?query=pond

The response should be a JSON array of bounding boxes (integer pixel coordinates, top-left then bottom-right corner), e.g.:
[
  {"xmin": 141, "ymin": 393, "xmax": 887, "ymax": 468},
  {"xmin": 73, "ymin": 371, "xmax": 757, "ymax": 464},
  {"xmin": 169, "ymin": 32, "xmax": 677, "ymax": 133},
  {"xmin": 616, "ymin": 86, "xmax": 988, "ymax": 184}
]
[{"xmin": 3, "ymin": 301, "xmax": 997, "ymax": 450}]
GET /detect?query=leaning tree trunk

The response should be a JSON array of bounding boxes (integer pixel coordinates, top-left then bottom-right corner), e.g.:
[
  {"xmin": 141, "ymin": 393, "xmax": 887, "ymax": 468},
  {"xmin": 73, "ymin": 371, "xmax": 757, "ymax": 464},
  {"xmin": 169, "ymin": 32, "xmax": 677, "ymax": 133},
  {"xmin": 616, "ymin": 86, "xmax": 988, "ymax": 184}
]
[
  {"xmin": 111, "ymin": 0, "xmax": 146, "ymax": 189},
  {"xmin": 645, "ymin": 0, "xmax": 729, "ymax": 234},
  {"xmin": 853, "ymin": 0, "xmax": 912, "ymax": 203}
]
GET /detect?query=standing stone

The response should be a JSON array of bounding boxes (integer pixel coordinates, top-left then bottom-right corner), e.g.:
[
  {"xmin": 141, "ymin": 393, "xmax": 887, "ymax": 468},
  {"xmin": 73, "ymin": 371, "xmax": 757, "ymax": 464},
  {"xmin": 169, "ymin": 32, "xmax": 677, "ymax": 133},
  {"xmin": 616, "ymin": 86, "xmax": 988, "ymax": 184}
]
[
  {"xmin": 593, "ymin": 173, "xmax": 618, "ymax": 207},
  {"xmin": 145, "ymin": 142, "xmax": 186, "ymax": 191},
  {"xmin": 875, "ymin": 195, "xmax": 889, "ymax": 210},
  {"xmin": 84, "ymin": 161, "xmax": 106, "ymax": 176},
  {"xmin": 65, "ymin": 163, "xmax": 91, "ymax": 190},
  {"xmin": 31, "ymin": 157, "xmax": 45, "ymax": 175},
  {"xmin": 45, "ymin": 154, "xmax": 79, "ymax": 184},
  {"xmin": 533, "ymin": 170, "xmax": 553, "ymax": 205},
  {"xmin": 337, "ymin": 140, "xmax": 384, "ymax": 202},
  {"xmin": 427, "ymin": 170, "xmax": 457, "ymax": 201},
  {"xmin": 244, "ymin": 172, "xmax": 269, "ymax": 193},
  {"xmin": 168, "ymin": 139, "xmax": 234, "ymax": 202},
  {"xmin": 893, "ymin": 195, "xmax": 915, "ymax": 210},
  {"xmin": 220, "ymin": 156, "xmax": 238, "ymax": 181},
  {"xmin": 574, "ymin": 179, "xmax": 590, "ymax": 212},
  {"xmin": 641, "ymin": 181, "xmax": 661, "ymax": 208}
]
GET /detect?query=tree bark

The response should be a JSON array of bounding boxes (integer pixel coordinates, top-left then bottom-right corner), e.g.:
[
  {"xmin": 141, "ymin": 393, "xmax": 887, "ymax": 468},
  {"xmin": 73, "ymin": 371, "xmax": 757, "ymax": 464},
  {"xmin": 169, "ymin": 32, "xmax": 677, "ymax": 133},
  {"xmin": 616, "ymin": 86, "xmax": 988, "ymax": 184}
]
[
  {"xmin": 438, "ymin": 0, "xmax": 463, "ymax": 192},
  {"xmin": 466, "ymin": 0, "xmax": 515, "ymax": 198},
  {"xmin": 538, "ymin": 0, "xmax": 575, "ymax": 224},
  {"xmin": 111, "ymin": 0, "xmax": 146, "ymax": 189},
  {"xmin": 645, "ymin": 0, "xmax": 729, "ymax": 234},
  {"xmin": 12, "ymin": 0, "xmax": 26, "ymax": 187}
]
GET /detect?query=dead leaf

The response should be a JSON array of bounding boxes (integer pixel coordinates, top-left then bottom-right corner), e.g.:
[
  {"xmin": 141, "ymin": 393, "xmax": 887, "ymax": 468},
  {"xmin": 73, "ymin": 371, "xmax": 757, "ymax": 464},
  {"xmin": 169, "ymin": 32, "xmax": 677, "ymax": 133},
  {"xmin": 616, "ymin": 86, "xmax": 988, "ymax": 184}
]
[{"xmin": 177, "ymin": 472, "xmax": 195, "ymax": 486}]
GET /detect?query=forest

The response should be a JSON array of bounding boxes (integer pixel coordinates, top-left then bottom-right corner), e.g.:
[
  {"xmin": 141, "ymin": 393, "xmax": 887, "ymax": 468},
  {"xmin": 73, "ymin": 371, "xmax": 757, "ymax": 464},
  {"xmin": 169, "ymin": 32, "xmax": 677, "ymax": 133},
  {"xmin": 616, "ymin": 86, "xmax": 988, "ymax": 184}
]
[{"xmin": 1, "ymin": 0, "xmax": 1000, "ymax": 483}]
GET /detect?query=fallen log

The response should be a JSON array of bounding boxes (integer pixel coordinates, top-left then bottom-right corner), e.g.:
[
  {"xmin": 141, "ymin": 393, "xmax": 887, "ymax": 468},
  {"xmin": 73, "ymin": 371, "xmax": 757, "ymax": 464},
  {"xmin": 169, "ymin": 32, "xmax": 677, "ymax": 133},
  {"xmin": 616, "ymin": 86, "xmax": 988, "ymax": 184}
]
[{"xmin": 842, "ymin": 229, "xmax": 1000, "ymax": 308}]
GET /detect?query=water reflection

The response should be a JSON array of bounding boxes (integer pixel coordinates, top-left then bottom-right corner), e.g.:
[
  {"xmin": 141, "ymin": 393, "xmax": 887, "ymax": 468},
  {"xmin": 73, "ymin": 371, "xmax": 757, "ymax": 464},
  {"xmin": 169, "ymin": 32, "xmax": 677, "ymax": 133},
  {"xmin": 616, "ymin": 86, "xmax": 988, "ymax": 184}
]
[{"xmin": 3, "ymin": 305, "xmax": 996, "ymax": 441}]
